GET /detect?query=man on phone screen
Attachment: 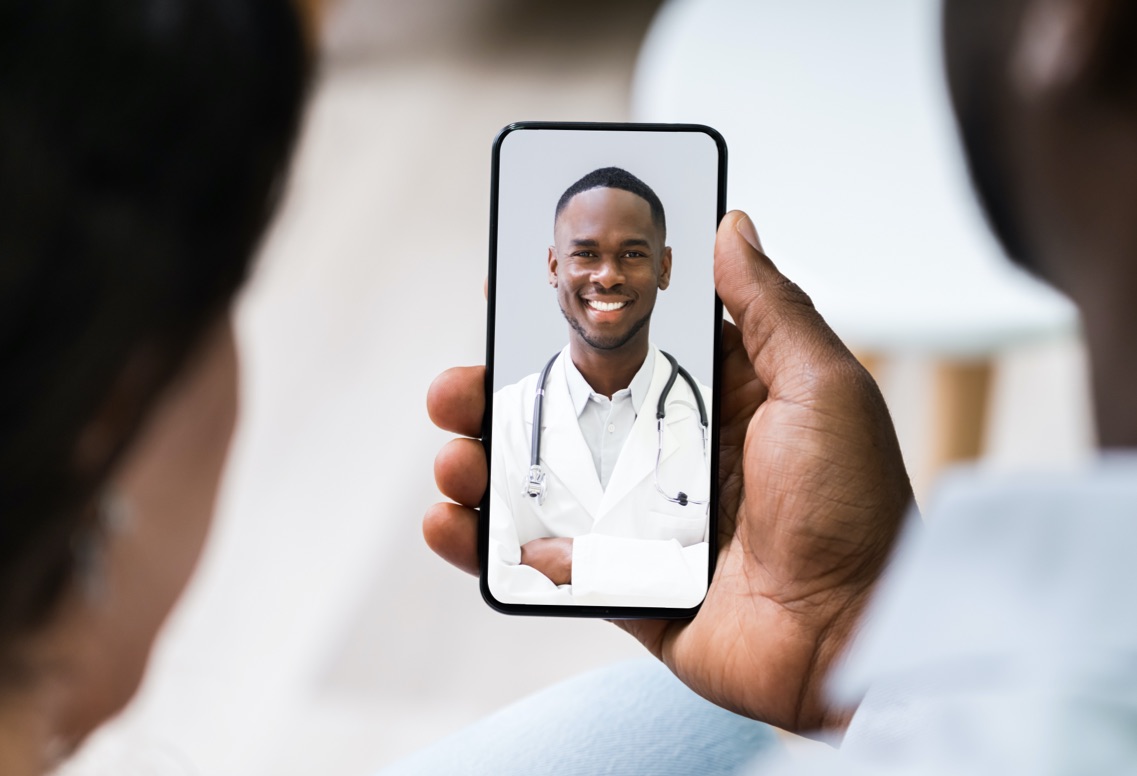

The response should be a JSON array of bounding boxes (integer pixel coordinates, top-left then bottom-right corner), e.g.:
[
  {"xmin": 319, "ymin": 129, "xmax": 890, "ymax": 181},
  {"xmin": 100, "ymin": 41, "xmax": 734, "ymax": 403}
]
[{"xmin": 488, "ymin": 167, "xmax": 711, "ymax": 607}]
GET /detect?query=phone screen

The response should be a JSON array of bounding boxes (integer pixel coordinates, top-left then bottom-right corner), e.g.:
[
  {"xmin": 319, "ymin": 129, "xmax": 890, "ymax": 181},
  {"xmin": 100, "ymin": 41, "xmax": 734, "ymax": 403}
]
[{"xmin": 483, "ymin": 122, "xmax": 726, "ymax": 618}]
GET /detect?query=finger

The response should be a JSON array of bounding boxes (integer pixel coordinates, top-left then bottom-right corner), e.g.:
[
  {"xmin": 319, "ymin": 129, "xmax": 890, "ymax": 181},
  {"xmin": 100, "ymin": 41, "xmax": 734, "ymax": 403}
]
[
  {"xmin": 423, "ymin": 501, "xmax": 480, "ymax": 576},
  {"xmin": 427, "ymin": 366, "xmax": 485, "ymax": 438},
  {"xmin": 714, "ymin": 211, "xmax": 854, "ymax": 391},
  {"xmin": 434, "ymin": 437, "xmax": 487, "ymax": 507}
]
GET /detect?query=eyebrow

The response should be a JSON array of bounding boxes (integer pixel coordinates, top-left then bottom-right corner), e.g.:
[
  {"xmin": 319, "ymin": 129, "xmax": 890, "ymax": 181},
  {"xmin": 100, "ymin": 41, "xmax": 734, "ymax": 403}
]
[{"xmin": 569, "ymin": 238, "xmax": 653, "ymax": 249}]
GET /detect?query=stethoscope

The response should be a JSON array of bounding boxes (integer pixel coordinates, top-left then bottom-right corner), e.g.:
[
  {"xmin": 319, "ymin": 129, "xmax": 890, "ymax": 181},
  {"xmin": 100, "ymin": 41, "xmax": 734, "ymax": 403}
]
[{"xmin": 524, "ymin": 350, "xmax": 709, "ymax": 508}]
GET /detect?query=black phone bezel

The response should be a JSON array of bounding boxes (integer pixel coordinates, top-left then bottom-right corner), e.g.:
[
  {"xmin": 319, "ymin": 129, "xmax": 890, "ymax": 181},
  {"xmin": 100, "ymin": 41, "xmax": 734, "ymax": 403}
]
[{"xmin": 481, "ymin": 121, "xmax": 728, "ymax": 619}]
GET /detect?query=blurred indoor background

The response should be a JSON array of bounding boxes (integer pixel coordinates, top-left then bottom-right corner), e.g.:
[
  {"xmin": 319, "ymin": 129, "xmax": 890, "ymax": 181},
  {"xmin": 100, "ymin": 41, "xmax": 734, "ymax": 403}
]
[{"xmin": 60, "ymin": 0, "xmax": 1091, "ymax": 773}]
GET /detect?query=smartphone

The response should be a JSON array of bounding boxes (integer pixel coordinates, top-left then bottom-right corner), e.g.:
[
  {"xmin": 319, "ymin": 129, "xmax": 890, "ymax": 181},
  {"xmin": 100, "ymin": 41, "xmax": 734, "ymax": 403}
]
[{"xmin": 482, "ymin": 122, "xmax": 726, "ymax": 618}]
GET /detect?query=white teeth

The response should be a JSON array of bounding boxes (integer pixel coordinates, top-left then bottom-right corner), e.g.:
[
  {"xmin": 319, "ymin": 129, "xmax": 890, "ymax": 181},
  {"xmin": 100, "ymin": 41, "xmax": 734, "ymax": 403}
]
[{"xmin": 587, "ymin": 299, "xmax": 628, "ymax": 312}]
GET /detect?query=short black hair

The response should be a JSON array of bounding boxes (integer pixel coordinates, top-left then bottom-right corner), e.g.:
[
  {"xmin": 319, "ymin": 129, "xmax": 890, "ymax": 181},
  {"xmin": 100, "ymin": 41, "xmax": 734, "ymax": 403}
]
[
  {"xmin": 554, "ymin": 166, "xmax": 666, "ymax": 238},
  {"xmin": 0, "ymin": 0, "xmax": 309, "ymax": 654}
]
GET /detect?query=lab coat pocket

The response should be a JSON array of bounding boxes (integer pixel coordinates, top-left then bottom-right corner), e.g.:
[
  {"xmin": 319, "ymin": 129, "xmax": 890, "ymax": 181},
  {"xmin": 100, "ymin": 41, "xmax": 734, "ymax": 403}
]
[{"xmin": 644, "ymin": 509, "xmax": 707, "ymax": 547}]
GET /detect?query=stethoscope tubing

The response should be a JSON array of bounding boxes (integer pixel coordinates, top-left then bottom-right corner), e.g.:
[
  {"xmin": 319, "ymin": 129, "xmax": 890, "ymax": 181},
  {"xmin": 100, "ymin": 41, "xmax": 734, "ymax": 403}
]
[{"xmin": 525, "ymin": 350, "xmax": 709, "ymax": 506}]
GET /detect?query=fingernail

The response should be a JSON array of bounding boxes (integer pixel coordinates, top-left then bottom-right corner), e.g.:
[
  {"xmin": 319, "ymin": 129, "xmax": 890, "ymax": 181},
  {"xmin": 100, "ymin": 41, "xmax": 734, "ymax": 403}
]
[{"xmin": 735, "ymin": 213, "xmax": 764, "ymax": 253}]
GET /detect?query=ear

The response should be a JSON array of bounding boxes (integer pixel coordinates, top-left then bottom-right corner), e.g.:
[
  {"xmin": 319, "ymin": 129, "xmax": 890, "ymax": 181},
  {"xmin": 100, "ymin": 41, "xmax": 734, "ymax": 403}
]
[
  {"xmin": 547, "ymin": 246, "xmax": 558, "ymax": 287},
  {"xmin": 1012, "ymin": 0, "xmax": 1118, "ymax": 101},
  {"xmin": 296, "ymin": 0, "xmax": 327, "ymax": 53},
  {"xmin": 73, "ymin": 344, "xmax": 167, "ymax": 477},
  {"xmin": 658, "ymin": 246, "xmax": 672, "ymax": 291}
]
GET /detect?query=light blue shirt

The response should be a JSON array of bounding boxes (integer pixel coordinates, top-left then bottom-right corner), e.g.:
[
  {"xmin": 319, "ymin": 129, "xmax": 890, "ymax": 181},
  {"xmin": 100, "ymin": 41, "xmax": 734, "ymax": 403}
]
[
  {"xmin": 748, "ymin": 455, "xmax": 1137, "ymax": 775},
  {"xmin": 563, "ymin": 349, "xmax": 655, "ymax": 490}
]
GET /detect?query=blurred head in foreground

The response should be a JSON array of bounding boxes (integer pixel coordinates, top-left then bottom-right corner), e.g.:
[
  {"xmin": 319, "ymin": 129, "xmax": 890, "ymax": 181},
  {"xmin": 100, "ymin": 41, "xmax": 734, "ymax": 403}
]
[
  {"xmin": 0, "ymin": 0, "xmax": 308, "ymax": 768},
  {"xmin": 944, "ymin": 0, "xmax": 1137, "ymax": 445}
]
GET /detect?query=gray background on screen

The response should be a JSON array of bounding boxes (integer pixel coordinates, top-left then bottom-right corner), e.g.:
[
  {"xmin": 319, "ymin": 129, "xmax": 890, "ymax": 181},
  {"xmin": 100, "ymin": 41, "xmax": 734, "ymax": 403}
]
[{"xmin": 492, "ymin": 128, "xmax": 720, "ymax": 391}]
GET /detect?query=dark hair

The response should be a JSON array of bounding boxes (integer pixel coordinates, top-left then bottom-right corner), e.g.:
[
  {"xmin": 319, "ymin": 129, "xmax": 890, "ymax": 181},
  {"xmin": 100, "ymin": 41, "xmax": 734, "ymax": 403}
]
[
  {"xmin": 0, "ymin": 0, "xmax": 309, "ymax": 651},
  {"xmin": 554, "ymin": 166, "xmax": 666, "ymax": 238}
]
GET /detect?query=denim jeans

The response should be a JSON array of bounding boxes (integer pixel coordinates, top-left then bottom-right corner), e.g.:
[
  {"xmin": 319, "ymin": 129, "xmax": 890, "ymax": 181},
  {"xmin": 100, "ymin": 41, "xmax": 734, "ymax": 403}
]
[{"xmin": 377, "ymin": 658, "xmax": 778, "ymax": 775}]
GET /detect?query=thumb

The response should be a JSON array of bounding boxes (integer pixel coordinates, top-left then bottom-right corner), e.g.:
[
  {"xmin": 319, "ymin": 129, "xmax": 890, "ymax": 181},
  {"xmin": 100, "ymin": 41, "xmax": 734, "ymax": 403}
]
[{"xmin": 714, "ymin": 210, "xmax": 851, "ymax": 390}]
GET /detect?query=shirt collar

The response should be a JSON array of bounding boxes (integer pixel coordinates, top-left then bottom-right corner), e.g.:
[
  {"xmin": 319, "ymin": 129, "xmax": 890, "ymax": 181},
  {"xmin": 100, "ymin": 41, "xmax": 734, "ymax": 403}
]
[{"xmin": 563, "ymin": 347, "xmax": 655, "ymax": 418}]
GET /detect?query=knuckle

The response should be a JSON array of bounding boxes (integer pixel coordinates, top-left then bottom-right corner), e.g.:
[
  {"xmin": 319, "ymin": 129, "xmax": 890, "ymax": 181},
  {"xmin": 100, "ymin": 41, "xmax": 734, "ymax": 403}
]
[{"xmin": 774, "ymin": 277, "xmax": 816, "ymax": 311}]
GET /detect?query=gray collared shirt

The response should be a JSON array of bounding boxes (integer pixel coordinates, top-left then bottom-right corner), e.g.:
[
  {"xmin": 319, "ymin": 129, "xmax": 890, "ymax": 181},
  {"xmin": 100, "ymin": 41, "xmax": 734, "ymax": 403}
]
[{"xmin": 563, "ymin": 349, "xmax": 655, "ymax": 490}]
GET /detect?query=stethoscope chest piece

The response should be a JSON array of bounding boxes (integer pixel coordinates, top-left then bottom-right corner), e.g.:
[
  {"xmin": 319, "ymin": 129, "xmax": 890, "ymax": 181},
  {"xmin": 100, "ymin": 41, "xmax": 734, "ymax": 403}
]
[{"xmin": 525, "ymin": 464, "xmax": 547, "ymax": 505}]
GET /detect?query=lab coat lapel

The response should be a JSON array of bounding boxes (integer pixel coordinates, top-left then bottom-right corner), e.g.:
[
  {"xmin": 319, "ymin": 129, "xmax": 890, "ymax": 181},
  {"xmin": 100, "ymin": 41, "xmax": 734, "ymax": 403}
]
[
  {"xmin": 597, "ymin": 346, "xmax": 683, "ymax": 515},
  {"xmin": 526, "ymin": 349, "xmax": 604, "ymax": 517}
]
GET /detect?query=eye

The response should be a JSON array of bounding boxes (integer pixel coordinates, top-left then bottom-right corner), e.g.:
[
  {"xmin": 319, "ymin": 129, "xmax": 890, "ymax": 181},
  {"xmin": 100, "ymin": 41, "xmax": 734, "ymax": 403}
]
[
  {"xmin": 622, "ymin": 251, "xmax": 647, "ymax": 259},
  {"xmin": 572, "ymin": 250, "xmax": 597, "ymax": 258}
]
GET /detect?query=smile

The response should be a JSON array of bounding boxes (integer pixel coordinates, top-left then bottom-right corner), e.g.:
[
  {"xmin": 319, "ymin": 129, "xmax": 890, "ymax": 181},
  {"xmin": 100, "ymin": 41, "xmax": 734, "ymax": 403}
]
[{"xmin": 586, "ymin": 299, "xmax": 630, "ymax": 312}]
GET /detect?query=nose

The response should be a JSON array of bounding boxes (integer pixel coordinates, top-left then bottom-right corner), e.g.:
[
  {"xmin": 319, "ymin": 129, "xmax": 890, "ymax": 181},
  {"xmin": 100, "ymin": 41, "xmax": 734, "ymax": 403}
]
[{"xmin": 590, "ymin": 256, "xmax": 624, "ymax": 288}]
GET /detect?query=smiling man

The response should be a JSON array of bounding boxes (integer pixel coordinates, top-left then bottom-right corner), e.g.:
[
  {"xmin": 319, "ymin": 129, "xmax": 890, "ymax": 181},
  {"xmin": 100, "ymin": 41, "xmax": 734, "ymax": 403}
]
[{"xmin": 487, "ymin": 167, "xmax": 712, "ymax": 607}]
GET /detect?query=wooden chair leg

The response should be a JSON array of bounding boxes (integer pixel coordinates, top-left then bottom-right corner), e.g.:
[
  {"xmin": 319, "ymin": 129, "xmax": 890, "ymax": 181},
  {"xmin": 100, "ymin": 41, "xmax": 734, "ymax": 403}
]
[{"xmin": 930, "ymin": 359, "xmax": 993, "ymax": 474}]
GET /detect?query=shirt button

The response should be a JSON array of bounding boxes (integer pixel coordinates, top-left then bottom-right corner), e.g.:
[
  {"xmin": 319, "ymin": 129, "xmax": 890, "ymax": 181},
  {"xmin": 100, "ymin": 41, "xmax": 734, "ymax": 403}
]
[{"xmin": 607, "ymin": 424, "xmax": 615, "ymax": 433}]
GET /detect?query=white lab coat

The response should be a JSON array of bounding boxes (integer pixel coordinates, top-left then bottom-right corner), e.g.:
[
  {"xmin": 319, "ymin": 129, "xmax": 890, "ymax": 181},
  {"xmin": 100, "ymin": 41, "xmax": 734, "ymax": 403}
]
[{"xmin": 488, "ymin": 344, "xmax": 711, "ymax": 607}]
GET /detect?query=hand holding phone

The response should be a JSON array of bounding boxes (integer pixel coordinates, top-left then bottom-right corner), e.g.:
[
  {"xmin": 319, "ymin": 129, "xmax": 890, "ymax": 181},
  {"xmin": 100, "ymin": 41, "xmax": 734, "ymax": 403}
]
[{"xmin": 426, "ymin": 204, "xmax": 912, "ymax": 731}]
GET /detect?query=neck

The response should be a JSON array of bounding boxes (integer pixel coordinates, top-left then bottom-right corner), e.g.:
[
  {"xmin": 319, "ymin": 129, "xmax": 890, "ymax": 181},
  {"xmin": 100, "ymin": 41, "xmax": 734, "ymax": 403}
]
[
  {"xmin": 568, "ymin": 338, "xmax": 650, "ymax": 398},
  {"xmin": 1082, "ymin": 301, "xmax": 1137, "ymax": 448}
]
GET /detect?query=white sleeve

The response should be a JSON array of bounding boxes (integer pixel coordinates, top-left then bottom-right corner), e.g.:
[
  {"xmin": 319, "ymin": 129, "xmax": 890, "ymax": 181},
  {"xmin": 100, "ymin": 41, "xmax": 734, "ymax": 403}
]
[
  {"xmin": 570, "ymin": 533, "xmax": 708, "ymax": 608},
  {"xmin": 486, "ymin": 467, "xmax": 573, "ymax": 605}
]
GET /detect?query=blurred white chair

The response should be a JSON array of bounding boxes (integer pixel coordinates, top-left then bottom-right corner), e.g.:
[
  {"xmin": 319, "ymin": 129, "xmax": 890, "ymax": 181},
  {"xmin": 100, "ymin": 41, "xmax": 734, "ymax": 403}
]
[{"xmin": 633, "ymin": 0, "xmax": 1078, "ymax": 473}]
